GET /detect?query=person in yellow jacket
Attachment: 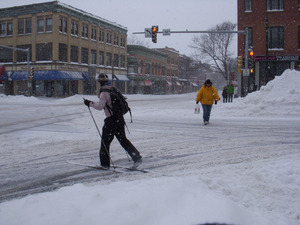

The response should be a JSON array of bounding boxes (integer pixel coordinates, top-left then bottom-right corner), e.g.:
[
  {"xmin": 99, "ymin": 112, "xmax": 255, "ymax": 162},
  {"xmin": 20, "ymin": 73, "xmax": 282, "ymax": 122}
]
[{"xmin": 196, "ymin": 79, "xmax": 220, "ymax": 125}]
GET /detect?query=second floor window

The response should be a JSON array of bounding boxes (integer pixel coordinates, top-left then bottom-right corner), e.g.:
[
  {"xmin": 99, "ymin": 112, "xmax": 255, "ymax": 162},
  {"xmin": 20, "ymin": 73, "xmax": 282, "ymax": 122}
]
[
  {"xmin": 18, "ymin": 20, "xmax": 24, "ymax": 34},
  {"xmin": 37, "ymin": 18, "xmax": 44, "ymax": 33},
  {"xmin": 0, "ymin": 23, "xmax": 5, "ymax": 36},
  {"xmin": 7, "ymin": 22, "xmax": 13, "ymax": 36},
  {"xmin": 46, "ymin": 18, "xmax": 52, "ymax": 32},
  {"xmin": 267, "ymin": 0, "xmax": 284, "ymax": 11},
  {"xmin": 26, "ymin": 19, "xmax": 32, "ymax": 34},
  {"xmin": 245, "ymin": 0, "xmax": 252, "ymax": 11},
  {"xmin": 99, "ymin": 30, "xmax": 104, "ymax": 42},
  {"xmin": 267, "ymin": 26, "xmax": 284, "ymax": 49}
]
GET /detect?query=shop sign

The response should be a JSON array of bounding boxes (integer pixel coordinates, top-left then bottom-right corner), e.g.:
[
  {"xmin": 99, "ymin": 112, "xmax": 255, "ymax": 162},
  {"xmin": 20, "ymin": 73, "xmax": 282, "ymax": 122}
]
[{"xmin": 254, "ymin": 55, "xmax": 300, "ymax": 61}]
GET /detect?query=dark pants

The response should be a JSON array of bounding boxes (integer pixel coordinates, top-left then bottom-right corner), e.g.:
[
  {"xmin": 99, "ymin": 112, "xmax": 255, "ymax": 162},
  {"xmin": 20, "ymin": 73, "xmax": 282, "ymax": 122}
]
[
  {"xmin": 228, "ymin": 93, "xmax": 233, "ymax": 102},
  {"xmin": 201, "ymin": 104, "xmax": 212, "ymax": 122},
  {"xmin": 100, "ymin": 116, "xmax": 141, "ymax": 167}
]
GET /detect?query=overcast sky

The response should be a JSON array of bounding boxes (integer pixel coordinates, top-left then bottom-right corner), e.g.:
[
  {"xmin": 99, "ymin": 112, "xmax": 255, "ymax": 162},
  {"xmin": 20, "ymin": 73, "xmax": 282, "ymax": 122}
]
[{"xmin": 1, "ymin": 0, "xmax": 237, "ymax": 56}]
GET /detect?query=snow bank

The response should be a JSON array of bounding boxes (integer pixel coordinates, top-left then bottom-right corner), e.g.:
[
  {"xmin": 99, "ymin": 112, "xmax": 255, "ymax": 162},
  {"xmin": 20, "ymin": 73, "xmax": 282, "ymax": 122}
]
[
  {"xmin": 0, "ymin": 176, "xmax": 271, "ymax": 225},
  {"xmin": 215, "ymin": 69, "xmax": 300, "ymax": 118}
]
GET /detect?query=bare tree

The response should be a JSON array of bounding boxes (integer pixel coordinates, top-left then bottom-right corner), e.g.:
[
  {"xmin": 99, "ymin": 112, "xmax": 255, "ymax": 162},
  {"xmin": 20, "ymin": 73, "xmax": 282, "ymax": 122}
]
[
  {"xmin": 190, "ymin": 21, "xmax": 236, "ymax": 82},
  {"xmin": 127, "ymin": 35, "xmax": 150, "ymax": 47}
]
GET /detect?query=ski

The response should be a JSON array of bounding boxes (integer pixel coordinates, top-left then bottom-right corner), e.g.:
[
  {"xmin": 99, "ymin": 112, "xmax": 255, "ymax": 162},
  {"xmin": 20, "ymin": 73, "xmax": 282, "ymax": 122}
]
[
  {"xmin": 113, "ymin": 165, "xmax": 149, "ymax": 173},
  {"xmin": 67, "ymin": 161, "xmax": 123, "ymax": 173},
  {"xmin": 67, "ymin": 161, "xmax": 149, "ymax": 173}
]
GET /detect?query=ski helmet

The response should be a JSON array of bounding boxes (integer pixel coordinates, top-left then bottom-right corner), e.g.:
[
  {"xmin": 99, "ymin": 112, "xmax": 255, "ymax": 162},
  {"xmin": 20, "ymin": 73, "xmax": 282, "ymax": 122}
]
[{"xmin": 97, "ymin": 73, "xmax": 109, "ymax": 86}]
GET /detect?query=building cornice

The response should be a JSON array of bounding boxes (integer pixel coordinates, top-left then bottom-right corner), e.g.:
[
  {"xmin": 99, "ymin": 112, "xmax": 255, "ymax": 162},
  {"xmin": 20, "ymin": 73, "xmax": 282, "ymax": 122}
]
[{"xmin": 0, "ymin": 1, "xmax": 127, "ymax": 34}]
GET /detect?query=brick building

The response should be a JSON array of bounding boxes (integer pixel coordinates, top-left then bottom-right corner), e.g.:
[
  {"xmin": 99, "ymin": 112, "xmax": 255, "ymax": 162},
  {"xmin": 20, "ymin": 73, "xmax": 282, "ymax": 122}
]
[
  {"xmin": 238, "ymin": 0, "xmax": 300, "ymax": 96},
  {"xmin": 0, "ymin": 1, "xmax": 128, "ymax": 96},
  {"xmin": 127, "ymin": 45, "xmax": 188, "ymax": 94},
  {"xmin": 127, "ymin": 44, "xmax": 168, "ymax": 94}
]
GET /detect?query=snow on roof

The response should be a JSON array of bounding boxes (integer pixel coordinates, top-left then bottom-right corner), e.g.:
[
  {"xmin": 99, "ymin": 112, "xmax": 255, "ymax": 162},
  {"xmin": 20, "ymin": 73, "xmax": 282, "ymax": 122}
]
[{"xmin": 57, "ymin": 1, "xmax": 127, "ymax": 31}]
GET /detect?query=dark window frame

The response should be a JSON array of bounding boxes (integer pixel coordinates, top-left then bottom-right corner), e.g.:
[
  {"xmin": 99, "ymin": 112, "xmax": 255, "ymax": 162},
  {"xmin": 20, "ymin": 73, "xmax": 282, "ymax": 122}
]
[{"xmin": 267, "ymin": 26, "xmax": 284, "ymax": 49}]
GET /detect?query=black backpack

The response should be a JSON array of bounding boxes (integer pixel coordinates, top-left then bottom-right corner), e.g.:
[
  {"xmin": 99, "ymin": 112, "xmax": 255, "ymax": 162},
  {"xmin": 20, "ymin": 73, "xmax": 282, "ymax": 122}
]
[{"xmin": 101, "ymin": 87, "xmax": 132, "ymax": 122}]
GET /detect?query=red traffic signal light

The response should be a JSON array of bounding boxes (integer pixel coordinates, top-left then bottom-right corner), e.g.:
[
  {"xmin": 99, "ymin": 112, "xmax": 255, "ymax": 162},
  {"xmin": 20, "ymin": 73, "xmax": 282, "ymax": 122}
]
[
  {"xmin": 249, "ymin": 50, "xmax": 254, "ymax": 57},
  {"xmin": 151, "ymin": 26, "xmax": 158, "ymax": 43}
]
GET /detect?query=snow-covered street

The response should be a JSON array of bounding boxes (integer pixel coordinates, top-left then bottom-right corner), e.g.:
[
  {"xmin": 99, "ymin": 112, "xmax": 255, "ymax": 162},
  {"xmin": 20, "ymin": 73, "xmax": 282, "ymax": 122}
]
[{"xmin": 0, "ymin": 70, "xmax": 299, "ymax": 225}]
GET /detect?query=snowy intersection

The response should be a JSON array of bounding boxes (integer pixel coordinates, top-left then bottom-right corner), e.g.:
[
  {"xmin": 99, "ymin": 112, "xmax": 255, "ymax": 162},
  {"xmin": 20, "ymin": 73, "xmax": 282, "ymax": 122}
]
[{"xmin": 0, "ymin": 70, "xmax": 300, "ymax": 225}]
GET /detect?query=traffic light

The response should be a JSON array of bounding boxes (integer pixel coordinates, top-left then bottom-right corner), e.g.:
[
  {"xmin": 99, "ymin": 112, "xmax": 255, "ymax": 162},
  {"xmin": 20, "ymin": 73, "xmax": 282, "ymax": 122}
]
[
  {"xmin": 237, "ymin": 56, "xmax": 243, "ymax": 73},
  {"xmin": 152, "ymin": 26, "xmax": 158, "ymax": 43},
  {"xmin": 248, "ymin": 50, "xmax": 254, "ymax": 73},
  {"xmin": 30, "ymin": 67, "xmax": 34, "ymax": 79}
]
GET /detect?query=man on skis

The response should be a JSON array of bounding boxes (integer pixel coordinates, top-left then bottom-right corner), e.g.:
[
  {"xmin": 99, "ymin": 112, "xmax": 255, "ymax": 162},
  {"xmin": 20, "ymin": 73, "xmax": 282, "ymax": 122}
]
[{"xmin": 83, "ymin": 73, "xmax": 142, "ymax": 168}]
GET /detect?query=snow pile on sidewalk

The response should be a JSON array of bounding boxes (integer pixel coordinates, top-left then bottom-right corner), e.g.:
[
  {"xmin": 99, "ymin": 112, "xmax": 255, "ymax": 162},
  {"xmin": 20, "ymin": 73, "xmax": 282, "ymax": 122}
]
[{"xmin": 216, "ymin": 69, "xmax": 300, "ymax": 118}]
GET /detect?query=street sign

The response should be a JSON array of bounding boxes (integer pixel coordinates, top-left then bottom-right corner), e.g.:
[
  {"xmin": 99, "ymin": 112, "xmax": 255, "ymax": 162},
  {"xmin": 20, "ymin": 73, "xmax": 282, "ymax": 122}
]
[
  {"xmin": 145, "ymin": 28, "xmax": 152, "ymax": 38},
  {"xmin": 162, "ymin": 29, "xmax": 171, "ymax": 36},
  {"xmin": 243, "ymin": 69, "xmax": 250, "ymax": 77}
]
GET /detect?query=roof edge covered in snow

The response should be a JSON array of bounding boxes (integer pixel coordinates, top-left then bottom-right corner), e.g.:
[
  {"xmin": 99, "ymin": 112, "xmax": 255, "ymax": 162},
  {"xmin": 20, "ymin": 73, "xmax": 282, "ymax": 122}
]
[{"xmin": 0, "ymin": 1, "xmax": 127, "ymax": 33}]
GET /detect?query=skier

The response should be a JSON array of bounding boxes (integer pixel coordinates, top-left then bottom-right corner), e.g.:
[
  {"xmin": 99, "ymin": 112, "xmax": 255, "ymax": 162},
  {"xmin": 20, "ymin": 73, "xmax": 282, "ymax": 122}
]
[
  {"xmin": 83, "ymin": 73, "xmax": 142, "ymax": 168},
  {"xmin": 196, "ymin": 79, "xmax": 220, "ymax": 125}
]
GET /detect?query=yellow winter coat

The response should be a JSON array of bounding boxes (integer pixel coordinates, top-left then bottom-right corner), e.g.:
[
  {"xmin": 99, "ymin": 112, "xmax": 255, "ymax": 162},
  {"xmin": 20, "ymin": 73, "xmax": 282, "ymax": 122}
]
[{"xmin": 196, "ymin": 85, "xmax": 220, "ymax": 105}]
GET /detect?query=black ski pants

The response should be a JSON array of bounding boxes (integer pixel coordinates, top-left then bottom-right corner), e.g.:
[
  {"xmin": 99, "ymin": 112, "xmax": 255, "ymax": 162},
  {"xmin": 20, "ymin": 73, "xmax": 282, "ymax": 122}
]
[{"xmin": 100, "ymin": 116, "xmax": 141, "ymax": 167}]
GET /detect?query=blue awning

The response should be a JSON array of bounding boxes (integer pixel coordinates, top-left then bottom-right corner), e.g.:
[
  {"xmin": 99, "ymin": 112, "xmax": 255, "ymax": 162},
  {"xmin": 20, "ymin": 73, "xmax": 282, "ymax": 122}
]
[
  {"xmin": 8, "ymin": 70, "xmax": 88, "ymax": 80},
  {"xmin": 82, "ymin": 72, "xmax": 90, "ymax": 80},
  {"xmin": 106, "ymin": 74, "xmax": 130, "ymax": 82}
]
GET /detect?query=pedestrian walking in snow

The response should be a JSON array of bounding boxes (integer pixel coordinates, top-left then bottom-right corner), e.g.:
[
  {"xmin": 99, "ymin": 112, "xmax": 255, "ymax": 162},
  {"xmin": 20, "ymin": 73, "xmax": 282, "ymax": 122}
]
[
  {"xmin": 83, "ymin": 73, "xmax": 142, "ymax": 168},
  {"xmin": 227, "ymin": 83, "xmax": 234, "ymax": 103},
  {"xmin": 196, "ymin": 79, "xmax": 220, "ymax": 125},
  {"xmin": 222, "ymin": 86, "xmax": 228, "ymax": 103}
]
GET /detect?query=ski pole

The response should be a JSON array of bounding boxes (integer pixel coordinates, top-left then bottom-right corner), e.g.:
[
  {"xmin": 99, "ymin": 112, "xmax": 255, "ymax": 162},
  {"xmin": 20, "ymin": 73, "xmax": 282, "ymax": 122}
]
[{"xmin": 86, "ymin": 105, "xmax": 115, "ymax": 168}]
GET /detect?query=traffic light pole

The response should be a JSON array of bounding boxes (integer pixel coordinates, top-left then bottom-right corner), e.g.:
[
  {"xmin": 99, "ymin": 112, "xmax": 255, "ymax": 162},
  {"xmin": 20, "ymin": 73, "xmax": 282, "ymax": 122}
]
[
  {"xmin": 0, "ymin": 45, "xmax": 31, "ymax": 96},
  {"xmin": 133, "ymin": 28, "xmax": 250, "ymax": 71}
]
